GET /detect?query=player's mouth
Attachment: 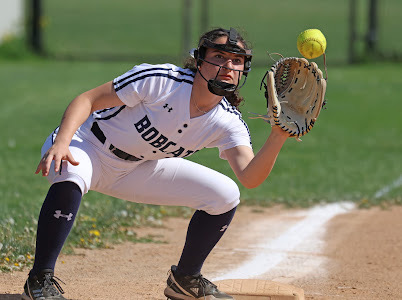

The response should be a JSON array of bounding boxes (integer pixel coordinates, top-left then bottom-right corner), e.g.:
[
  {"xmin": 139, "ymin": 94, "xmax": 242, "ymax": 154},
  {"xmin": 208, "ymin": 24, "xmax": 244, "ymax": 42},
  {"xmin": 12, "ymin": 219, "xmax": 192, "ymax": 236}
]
[{"xmin": 218, "ymin": 74, "xmax": 233, "ymax": 81}]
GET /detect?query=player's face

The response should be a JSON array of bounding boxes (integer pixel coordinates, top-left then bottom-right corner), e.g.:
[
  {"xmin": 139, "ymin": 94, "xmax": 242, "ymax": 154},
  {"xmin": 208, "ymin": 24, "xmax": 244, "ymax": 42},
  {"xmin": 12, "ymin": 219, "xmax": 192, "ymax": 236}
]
[{"xmin": 201, "ymin": 36, "xmax": 246, "ymax": 84}]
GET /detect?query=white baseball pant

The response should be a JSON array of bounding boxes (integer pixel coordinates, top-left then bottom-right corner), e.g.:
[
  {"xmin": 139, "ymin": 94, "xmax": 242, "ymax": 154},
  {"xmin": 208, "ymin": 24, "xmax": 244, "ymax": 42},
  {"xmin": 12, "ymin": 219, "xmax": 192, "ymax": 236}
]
[{"xmin": 41, "ymin": 131, "xmax": 240, "ymax": 215}]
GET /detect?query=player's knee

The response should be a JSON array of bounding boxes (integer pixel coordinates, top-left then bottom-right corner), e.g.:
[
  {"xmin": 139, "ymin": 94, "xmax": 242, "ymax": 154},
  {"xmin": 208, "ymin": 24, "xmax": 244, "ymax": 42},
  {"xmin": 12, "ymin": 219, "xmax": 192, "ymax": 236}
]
[
  {"xmin": 47, "ymin": 171, "xmax": 88, "ymax": 196},
  {"xmin": 207, "ymin": 176, "xmax": 240, "ymax": 215},
  {"xmin": 224, "ymin": 177, "xmax": 241, "ymax": 203}
]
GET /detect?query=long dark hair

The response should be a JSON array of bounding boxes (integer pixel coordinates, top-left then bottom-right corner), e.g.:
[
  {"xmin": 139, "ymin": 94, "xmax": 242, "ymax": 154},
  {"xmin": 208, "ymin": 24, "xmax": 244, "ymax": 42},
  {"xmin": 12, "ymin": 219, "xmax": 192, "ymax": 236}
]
[{"xmin": 184, "ymin": 28, "xmax": 252, "ymax": 110}]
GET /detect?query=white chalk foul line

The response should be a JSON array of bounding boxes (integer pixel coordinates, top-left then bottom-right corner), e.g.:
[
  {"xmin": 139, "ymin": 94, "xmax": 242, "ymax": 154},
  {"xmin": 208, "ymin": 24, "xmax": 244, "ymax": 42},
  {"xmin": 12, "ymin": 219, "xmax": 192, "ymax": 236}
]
[
  {"xmin": 374, "ymin": 174, "xmax": 402, "ymax": 198},
  {"xmin": 212, "ymin": 202, "xmax": 355, "ymax": 281}
]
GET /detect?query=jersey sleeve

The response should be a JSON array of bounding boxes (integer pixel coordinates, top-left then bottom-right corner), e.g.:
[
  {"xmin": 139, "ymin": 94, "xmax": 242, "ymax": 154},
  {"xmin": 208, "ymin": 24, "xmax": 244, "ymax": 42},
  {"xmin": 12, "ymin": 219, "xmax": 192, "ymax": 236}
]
[
  {"xmin": 208, "ymin": 116, "xmax": 253, "ymax": 160},
  {"xmin": 112, "ymin": 63, "xmax": 168, "ymax": 107}
]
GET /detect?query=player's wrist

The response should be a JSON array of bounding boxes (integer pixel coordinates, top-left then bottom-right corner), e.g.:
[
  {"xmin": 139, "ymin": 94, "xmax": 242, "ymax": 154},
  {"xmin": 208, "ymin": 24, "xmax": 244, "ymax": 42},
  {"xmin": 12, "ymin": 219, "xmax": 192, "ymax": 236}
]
[
  {"xmin": 53, "ymin": 135, "xmax": 72, "ymax": 147},
  {"xmin": 270, "ymin": 126, "xmax": 289, "ymax": 139}
]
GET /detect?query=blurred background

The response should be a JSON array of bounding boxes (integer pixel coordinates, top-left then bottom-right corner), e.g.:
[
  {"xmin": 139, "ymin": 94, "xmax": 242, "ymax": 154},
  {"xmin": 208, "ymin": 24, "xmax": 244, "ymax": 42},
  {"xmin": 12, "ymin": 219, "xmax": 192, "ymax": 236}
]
[
  {"xmin": 2, "ymin": 0, "xmax": 402, "ymax": 65},
  {"xmin": 1, "ymin": 0, "xmax": 401, "ymax": 271}
]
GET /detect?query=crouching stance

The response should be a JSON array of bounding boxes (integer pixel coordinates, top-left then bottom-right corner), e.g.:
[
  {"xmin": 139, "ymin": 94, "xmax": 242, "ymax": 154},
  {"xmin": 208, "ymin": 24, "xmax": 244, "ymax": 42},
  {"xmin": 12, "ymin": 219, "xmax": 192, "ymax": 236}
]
[{"xmin": 23, "ymin": 27, "xmax": 289, "ymax": 300}]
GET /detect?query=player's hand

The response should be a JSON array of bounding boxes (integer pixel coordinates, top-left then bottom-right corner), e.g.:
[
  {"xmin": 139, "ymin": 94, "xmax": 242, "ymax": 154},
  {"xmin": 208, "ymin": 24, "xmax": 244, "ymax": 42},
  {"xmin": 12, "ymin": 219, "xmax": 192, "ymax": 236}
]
[{"xmin": 35, "ymin": 142, "xmax": 79, "ymax": 176}]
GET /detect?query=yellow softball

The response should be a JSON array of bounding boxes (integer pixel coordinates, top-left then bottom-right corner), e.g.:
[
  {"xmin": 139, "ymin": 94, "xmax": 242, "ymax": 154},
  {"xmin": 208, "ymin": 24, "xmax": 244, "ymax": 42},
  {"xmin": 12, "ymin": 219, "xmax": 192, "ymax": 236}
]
[{"xmin": 297, "ymin": 29, "xmax": 327, "ymax": 59}]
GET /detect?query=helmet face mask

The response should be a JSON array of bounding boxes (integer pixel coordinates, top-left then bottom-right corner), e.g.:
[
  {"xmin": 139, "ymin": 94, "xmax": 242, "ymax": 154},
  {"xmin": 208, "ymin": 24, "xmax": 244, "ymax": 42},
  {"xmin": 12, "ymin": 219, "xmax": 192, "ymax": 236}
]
[{"xmin": 192, "ymin": 28, "xmax": 253, "ymax": 97}]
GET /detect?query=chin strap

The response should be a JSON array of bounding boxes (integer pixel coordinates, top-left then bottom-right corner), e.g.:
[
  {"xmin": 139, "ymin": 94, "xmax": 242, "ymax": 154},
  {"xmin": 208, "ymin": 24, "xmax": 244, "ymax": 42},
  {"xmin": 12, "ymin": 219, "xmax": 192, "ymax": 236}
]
[{"xmin": 207, "ymin": 79, "xmax": 236, "ymax": 97}]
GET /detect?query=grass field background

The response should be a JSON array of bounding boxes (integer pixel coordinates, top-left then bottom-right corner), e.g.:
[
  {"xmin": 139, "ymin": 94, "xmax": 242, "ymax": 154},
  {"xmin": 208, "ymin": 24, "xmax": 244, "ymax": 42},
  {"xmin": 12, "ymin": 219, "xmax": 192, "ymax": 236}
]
[
  {"xmin": 37, "ymin": 0, "xmax": 402, "ymax": 64},
  {"xmin": 1, "ymin": 0, "xmax": 401, "ymax": 271}
]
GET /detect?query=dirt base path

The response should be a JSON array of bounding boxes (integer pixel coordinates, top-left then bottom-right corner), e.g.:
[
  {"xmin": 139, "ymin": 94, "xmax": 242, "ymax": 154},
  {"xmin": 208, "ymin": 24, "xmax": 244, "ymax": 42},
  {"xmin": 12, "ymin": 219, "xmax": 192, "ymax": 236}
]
[{"xmin": 1, "ymin": 204, "xmax": 401, "ymax": 300}]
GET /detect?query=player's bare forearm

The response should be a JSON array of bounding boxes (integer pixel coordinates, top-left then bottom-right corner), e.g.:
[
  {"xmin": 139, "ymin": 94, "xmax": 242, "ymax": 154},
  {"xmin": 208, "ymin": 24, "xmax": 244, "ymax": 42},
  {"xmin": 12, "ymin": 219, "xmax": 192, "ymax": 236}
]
[
  {"xmin": 35, "ymin": 95, "xmax": 93, "ymax": 176},
  {"xmin": 54, "ymin": 95, "xmax": 93, "ymax": 146},
  {"xmin": 36, "ymin": 81, "xmax": 124, "ymax": 176},
  {"xmin": 55, "ymin": 81, "xmax": 121, "ymax": 145},
  {"xmin": 245, "ymin": 127, "xmax": 288, "ymax": 188},
  {"xmin": 226, "ymin": 126, "xmax": 288, "ymax": 189}
]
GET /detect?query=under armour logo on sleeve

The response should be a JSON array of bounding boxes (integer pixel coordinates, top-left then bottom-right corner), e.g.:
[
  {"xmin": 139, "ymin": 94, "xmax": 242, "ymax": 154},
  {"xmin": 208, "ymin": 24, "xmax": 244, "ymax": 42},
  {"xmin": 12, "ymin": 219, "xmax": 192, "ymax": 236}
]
[
  {"xmin": 163, "ymin": 103, "xmax": 173, "ymax": 112},
  {"xmin": 53, "ymin": 210, "xmax": 74, "ymax": 221}
]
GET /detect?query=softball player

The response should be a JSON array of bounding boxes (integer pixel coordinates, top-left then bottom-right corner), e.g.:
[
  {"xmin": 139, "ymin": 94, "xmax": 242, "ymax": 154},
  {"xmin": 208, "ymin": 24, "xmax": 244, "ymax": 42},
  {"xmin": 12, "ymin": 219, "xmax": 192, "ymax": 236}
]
[{"xmin": 22, "ymin": 28, "xmax": 289, "ymax": 300}]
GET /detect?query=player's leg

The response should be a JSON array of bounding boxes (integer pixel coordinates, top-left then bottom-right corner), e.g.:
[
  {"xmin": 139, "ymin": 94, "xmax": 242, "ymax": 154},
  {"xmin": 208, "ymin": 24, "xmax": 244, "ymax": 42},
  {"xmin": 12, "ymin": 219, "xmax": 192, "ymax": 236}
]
[
  {"xmin": 165, "ymin": 207, "xmax": 236, "ymax": 299},
  {"xmin": 97, "ymin": 157, "xmax": 240, "ymax": 214},
  {"xmin": 176, "ymin": 206, "xmax": 237, "ymax": 276},
  {"xmin": 23, "ymin": 182, "xmax": 82, "ymax": 300},
  {"xmin": 23, "ymin": 133, "xmax": 98, "ymax": 300},
  {"xmin": 95, "ymin": 157, "xmax": 239, "ymax": 299}
]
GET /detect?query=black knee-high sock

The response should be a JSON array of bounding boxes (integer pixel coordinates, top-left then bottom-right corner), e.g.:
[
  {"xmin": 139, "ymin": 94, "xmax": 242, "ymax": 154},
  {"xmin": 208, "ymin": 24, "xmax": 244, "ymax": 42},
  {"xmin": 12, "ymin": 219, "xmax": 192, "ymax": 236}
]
[
  {"xmin": 176, "ymin": 206, "xmax": 237, "ymax": 276},
  {"xmin": 30, "ymin": 182, "xmax": 82, "ymax": 277}
]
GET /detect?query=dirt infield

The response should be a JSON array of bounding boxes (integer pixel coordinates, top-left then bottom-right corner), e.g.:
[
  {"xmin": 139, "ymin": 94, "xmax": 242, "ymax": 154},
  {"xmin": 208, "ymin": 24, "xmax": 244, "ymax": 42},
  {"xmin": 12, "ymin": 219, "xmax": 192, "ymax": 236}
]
[{"xmin": 1, "ymin": 204, "xmax": 401, "ymax": 300}]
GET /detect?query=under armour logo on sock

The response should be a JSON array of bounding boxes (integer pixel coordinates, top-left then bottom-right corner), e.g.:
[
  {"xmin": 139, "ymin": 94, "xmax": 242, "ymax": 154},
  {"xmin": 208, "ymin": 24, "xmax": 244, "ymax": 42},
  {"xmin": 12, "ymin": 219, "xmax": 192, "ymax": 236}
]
[
  {"xmin": 53, "ymin": 210, "xmax": 73, "ymax": 221},
  {"xmin": 220, "ymin": 225, "xmax": 228, "ymax": 232}
]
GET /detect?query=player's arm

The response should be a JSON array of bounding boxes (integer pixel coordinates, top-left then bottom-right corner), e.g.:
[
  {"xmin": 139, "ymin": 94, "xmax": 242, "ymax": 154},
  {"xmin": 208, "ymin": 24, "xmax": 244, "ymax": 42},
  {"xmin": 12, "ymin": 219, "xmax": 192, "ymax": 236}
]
[
  {"xmin": 53, "ymin": 80, "xmax": 123, "ymax": 145},
  {"xmin": 36, "ymin": 81, "xmax": 124, "ymax": 176},
  {"xmin": 223, "ymin": 126, "xmax": 288, "ymax": 189}
]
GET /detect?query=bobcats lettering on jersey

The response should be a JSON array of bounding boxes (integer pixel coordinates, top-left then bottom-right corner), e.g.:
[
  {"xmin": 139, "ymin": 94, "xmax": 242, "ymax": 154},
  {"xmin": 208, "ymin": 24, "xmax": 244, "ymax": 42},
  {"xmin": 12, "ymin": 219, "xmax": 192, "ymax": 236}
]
[{"xmin": 134, "ymin": 115, "xmax": 196, "ymax": 158}]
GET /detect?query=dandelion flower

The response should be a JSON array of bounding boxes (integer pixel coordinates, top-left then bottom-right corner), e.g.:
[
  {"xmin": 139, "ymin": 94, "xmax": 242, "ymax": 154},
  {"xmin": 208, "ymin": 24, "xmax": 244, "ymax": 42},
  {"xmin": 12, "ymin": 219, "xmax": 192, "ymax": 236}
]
[{"xmin": 89, "ymin": 230, "xmax": 100, "ymax": 237}]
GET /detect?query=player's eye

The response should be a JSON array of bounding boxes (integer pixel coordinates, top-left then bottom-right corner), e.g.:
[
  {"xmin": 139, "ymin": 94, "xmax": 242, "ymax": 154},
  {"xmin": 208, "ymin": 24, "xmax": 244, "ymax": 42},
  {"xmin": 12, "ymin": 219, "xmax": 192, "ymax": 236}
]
[
  {"xmin": 208, "ymin": 51, "xmax": 244, "ymax": 67},
  {"xmin": 209, "ymin": 54, "xmax": 225, "ymax": 64},
  {"xmin": 232, "ymin": 58, "xmax": 244, "ymax": 65},
  {"xmin": 214, "ymin": 54, "xmax": 225, "ymax": 60}
]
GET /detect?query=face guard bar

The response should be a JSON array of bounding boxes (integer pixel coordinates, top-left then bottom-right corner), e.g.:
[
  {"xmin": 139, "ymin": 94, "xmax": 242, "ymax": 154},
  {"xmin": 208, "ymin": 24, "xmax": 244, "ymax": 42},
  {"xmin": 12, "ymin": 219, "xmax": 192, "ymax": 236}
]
[{"xmin": 191, "ymin": 28, "xmax": 253, "ymax": 97}]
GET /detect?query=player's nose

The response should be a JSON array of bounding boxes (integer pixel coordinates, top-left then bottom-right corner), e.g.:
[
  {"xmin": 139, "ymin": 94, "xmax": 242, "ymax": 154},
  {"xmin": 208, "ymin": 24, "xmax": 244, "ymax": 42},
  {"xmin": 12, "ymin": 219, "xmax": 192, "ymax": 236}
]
[{"xmin": 222, "ymin": 58, "xmax": 235, "ymax": 68}]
